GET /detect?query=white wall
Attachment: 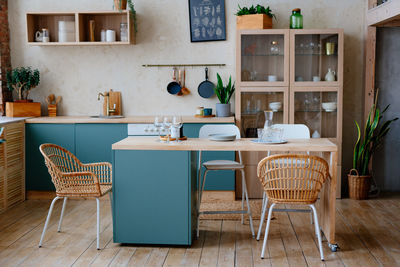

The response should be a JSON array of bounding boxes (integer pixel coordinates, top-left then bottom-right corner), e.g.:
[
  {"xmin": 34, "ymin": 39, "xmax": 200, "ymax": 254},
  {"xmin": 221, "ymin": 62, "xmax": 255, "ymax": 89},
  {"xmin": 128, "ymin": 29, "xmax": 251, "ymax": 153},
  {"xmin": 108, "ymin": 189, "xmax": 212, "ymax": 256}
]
[{"xmin": 9, "ymin": 0, "xmax": 366, "ymax": 190}]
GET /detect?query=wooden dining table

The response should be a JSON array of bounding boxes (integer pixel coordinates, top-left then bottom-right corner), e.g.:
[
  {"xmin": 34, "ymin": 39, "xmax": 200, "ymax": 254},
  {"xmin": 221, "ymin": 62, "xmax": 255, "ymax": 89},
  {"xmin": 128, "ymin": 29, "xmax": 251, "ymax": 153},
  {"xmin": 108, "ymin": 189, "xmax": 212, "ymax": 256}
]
[{"xmin": 112, "ymin": 137, "xmax": 339, "ymax": 251}]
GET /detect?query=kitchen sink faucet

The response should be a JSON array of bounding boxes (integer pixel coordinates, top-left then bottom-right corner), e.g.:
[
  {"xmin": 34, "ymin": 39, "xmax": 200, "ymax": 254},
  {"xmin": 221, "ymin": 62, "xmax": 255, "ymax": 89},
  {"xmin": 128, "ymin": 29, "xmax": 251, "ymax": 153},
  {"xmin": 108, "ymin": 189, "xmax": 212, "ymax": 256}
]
[{"xmin": 98, "ymin": 91, "xmax": 116, "ymax": 116}]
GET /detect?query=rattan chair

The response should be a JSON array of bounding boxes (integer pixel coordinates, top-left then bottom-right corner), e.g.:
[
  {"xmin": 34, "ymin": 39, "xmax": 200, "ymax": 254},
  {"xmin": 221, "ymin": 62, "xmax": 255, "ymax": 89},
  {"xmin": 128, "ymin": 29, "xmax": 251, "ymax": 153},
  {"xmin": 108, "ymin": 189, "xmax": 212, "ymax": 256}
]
[
  {"xmin": 257, "ymin": 154, "xmax": 330, "ymax": 261},
  {"xmin": 38, "ymin": 143, "xmax": 112, "ymax": 250}
]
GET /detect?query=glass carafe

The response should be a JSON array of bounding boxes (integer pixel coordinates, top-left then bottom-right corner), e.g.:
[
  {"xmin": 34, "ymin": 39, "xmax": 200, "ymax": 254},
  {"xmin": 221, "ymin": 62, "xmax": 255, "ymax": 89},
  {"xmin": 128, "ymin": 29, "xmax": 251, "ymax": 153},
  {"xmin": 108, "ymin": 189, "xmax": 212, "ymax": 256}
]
[{"xmin": 264, "ymin": 110, "xmax": 274, "ymax": 129}]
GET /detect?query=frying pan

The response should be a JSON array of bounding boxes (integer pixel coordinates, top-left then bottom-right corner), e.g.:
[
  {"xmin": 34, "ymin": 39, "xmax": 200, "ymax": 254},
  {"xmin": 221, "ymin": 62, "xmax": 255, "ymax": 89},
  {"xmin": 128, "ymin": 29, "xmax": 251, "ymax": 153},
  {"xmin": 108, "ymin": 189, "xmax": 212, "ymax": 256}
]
[
  {"xmin": 167, "ymin": 68, "xmax": 182, "ymax": 95},
  {"xmin": 198, "ymin": 67, "xmax": 215, "ymax": 98}
]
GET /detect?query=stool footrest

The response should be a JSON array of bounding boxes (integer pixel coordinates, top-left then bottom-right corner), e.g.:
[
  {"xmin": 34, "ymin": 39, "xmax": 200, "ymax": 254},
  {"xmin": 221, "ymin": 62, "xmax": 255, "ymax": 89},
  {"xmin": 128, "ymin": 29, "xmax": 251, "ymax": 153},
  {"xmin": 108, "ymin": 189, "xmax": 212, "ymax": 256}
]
[{"xmin": 273, "ymin": 208, "xmax": 311, "ymax": 213}]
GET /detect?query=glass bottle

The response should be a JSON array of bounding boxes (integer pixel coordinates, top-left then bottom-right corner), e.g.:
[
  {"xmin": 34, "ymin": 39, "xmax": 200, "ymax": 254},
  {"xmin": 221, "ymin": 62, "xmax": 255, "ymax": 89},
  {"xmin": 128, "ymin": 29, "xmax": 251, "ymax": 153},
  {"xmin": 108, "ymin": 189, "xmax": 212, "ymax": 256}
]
[
  {"xmin": 120, "ymin": 23, "xmax": 128, "ymax": 42},
  {"xmin": 270, "ymin": 41, "xmax": 280, "ymax": 55},
  {"xmin": 290, "ymin": 8, "xmax": 303, "ymax": 29}
]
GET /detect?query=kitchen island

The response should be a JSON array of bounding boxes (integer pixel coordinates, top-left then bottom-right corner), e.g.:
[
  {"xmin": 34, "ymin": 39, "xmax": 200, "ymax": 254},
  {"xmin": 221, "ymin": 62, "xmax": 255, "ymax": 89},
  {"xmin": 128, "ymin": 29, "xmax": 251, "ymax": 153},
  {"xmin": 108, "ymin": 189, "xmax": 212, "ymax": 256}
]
[{"xmin": 111, "ymin": 137, "xmax": 338, "ymax": 249}]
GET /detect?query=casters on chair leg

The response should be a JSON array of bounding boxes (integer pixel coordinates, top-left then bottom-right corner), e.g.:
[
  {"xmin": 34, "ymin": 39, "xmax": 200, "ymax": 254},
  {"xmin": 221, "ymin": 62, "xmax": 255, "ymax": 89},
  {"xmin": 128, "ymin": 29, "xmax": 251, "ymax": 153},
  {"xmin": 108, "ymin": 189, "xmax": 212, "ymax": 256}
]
[{"xmin": 329, "ymin": 243, "xmax": 339, "ymax": 252}]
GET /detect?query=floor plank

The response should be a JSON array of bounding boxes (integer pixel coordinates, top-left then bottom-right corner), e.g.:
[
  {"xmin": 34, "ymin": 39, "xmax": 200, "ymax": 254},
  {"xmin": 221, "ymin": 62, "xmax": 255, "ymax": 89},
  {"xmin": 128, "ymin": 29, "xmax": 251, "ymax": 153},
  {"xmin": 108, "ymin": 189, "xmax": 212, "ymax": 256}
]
[{"xmin": 0, "ymin": 197, "xmax": 399, "ymax": 267}]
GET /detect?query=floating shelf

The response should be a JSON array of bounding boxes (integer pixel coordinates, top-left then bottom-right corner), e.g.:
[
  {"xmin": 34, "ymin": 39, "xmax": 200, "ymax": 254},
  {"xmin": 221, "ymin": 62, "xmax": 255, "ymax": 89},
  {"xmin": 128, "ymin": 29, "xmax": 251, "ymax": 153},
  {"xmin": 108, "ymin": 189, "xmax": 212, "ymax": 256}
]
[{"xmin": 26, "ymin": 11, "xmax": 136, "ymax": 46}]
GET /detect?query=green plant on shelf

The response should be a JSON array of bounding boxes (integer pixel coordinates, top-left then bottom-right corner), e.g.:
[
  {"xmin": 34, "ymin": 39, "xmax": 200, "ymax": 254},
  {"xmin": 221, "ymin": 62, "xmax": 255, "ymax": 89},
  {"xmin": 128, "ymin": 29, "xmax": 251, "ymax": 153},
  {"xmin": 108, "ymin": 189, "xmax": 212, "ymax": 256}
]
[
  {"xmin": 214, "ymin": 74, "xmax": 235, "ymax": 104},
  {"xmin": 236, "ymin": 4, "xmax": 276, "ymax": 20},
  {"xmin": 127, "ymin": 0, "xmax": 137, "ymax": 33},
  {"xmin": 6, "ymin": 66, "xmax": 40, "ymax": 101}
]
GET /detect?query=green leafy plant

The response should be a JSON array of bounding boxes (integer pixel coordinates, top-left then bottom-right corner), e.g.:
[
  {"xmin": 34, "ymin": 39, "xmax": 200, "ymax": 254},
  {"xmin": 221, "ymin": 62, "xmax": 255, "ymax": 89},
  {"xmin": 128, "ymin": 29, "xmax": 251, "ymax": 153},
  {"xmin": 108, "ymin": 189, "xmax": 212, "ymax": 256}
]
[
  {"xmin": 6, "ymin": 67, "xmax": 40, "ymax": 101},
  {"xmin": 127, "ymin": 0, "xmax": 137, "ymax": 33},
  {"xmin": 353, "ymin": 90, "xmax": 398, "ymax": 175},
  {"xmin": 214, "ymin": 74, "xmax": 235, "ymax": 104},
  {"xmin": 236, "ymin": 4, "xmax": 276, "ymax": 19}
]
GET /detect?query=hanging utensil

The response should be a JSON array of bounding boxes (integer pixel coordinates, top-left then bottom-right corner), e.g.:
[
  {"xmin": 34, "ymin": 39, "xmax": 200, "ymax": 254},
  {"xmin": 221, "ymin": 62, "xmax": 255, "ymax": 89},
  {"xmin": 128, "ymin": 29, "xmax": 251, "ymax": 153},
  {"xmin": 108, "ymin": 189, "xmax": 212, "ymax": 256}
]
[
  {"xmin": 181, "ymin": 69, "xmax": 190, "ymax": 95},
  {"xmin": 198, "ymin": 67, "xmax": 215, "ymax": 98},
  {"xmin": 167, "ymin": 68, "xmax": 182, "ymax": 95},
  {"xmin": 177, "ymin": 69, "xmax": 183, "ymax": 96}
]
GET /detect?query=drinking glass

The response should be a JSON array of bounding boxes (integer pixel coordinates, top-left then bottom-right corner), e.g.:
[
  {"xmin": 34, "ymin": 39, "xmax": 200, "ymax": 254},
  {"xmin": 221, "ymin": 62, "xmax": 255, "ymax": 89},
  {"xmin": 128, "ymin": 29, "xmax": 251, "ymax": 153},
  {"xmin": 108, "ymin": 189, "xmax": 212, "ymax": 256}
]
[
  {"xmin": 154, "ymin": 116, "xmax": 162, "ymax": 137},
  {"xmin": 172, "ymin": 116, "xmax": 183, "ymax": 142},
  {"xmin": 163, "ymin": 116, "xmax": 172, "ymax": 143}
]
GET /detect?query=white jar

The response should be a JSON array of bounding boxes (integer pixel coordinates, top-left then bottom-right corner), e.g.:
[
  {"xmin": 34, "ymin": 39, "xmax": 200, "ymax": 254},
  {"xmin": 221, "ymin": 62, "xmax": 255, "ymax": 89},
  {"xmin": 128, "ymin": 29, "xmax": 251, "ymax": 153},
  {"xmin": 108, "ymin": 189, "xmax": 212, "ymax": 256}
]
[{"xmin": 106, "ymin": 30, "xmax": 116, "ymax": 42}]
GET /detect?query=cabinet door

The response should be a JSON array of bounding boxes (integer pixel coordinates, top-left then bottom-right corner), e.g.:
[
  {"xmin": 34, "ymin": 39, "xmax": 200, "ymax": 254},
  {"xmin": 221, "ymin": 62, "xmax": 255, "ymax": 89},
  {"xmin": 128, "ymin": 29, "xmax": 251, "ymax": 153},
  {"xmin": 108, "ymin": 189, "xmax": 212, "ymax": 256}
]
[
  {"xmin": 25, "ymin": 124, "xmax": 75, "ymax": 191},
  {"xmin": 237, "ymin": 29, "xmax": 289, "ymax": 87},
  {"xmin": 290, "ymin": 29, "xmax": 343, "ymax": 86},
  {"xmin": 75, "ymin": 124, "xmax": 127, "ymax": 163},
  {"xmin": 184, "ymin": 123, "xmax": 235, "ymax": 191}
]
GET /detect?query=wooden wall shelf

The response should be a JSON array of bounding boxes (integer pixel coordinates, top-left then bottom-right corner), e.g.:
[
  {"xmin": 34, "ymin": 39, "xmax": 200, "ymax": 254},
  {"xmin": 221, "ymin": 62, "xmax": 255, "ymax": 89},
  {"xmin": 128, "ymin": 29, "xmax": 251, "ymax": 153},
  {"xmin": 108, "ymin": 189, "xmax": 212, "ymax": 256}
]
[{"xmin": 26, "ymin": 11, "xmax": 136, "ymax": 46}]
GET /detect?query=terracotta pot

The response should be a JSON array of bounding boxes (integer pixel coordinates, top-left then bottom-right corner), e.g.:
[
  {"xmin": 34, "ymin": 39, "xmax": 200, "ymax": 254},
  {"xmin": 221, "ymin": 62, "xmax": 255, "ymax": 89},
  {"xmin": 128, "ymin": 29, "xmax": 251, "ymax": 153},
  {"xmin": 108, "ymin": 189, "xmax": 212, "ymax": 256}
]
[
  {"xmin": 114, "ymin": 0, "xmax": 127, "ymax": 11},
  {"xmin": 347, "ymin": 169, "xmax": 371, "ymax": 200},
  {"xmin": 236, "ymin": 14, "xmax": 273, "ymax": 30}
]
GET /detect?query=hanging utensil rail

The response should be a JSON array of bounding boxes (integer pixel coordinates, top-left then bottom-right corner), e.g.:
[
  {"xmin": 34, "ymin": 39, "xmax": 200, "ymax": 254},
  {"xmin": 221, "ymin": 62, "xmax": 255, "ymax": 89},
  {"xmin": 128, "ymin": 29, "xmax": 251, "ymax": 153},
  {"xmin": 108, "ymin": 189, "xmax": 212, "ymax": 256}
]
[{"xmin": 142, "ymin": 64, "xmax": 225, "ymax": 67}]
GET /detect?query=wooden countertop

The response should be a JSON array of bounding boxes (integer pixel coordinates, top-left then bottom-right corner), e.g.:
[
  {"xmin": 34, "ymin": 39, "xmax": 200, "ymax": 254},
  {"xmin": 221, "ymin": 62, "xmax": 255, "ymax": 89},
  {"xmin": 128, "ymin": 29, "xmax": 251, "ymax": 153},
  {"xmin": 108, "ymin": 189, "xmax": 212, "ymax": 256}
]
[
  {"xmin": 112, "ymin": 137, "xmax": 338, "ymax": 152},
  {"xmin": 25, "ymin": 116, "xmax": 235, "ymax": 124}
]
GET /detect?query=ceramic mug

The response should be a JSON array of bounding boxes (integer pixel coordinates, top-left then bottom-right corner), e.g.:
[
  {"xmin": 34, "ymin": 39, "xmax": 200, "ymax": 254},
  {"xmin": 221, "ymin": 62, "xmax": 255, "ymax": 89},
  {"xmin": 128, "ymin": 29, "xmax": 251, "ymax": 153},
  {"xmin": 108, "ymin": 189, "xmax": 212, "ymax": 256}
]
[
  {"xmin": 106, "ymin": 30, "xmax": 116, "ymax": 42},
  {"xmin": 203, "ymin": 108, "xmax": 212, "ymax": 116},
  {"xmin": 35, "ymin": 31, "xmax": 43, "ymax": 42},
  {"xmin": 268, "ymin": 75, "xmax": 277, "ymax": 82},
  {"xmin": 313, "ymin": 76, "xmax": 321, "ymax": 82}
]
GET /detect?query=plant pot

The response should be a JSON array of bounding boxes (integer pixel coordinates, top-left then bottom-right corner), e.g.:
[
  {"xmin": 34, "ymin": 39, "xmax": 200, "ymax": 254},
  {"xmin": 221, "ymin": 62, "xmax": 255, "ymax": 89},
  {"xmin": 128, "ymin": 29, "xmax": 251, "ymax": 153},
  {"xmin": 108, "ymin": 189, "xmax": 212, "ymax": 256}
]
[
  {"xmin": 347, "ymin": 169, "xmax": 371, "ymax": 200},
  {"xmin": 6, "ymin": 102, "xmax": 41, "ymax": 117},
  {"xmin": 216, "ymin": 103, "xmax": 231, "ymax": 117},
  {"xmin": 114, "ymin": 0, "xmax": 127, "ymax": 11},
  {"xmin": 236, "ymin": 14, "xmax": 273, "ymax": 30}
]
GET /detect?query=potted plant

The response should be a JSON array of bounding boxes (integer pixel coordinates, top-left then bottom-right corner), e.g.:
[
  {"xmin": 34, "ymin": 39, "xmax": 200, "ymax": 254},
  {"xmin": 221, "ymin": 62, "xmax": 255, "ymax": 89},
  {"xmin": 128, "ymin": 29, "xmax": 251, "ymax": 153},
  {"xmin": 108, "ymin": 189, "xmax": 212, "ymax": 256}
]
[
  {"xmin": 214, "ymin": 74, "xmax": 235, "ymax": 117},
  {"xmin": 6, "ymin": 66, "xmax": 41, "ymax": 117},
  {"xmin": 349, "ymin": 92, "xmax": 398, "ymax": 199},
  {"xmin": 236, "ymin": 4, "xmax": 276, "ymax": 30},
  {"xmin": 114, "ymin": 0, "xmax": 127, "ymax": 11}
]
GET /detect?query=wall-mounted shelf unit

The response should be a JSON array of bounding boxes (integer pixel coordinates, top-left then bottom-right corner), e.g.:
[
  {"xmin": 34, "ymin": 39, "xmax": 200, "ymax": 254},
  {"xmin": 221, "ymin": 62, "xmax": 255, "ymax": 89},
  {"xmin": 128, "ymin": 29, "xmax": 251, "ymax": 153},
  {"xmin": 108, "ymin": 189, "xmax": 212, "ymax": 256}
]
[{"xmin": 26, "ymin": 11, "xmax": 136, "ymax": 46}]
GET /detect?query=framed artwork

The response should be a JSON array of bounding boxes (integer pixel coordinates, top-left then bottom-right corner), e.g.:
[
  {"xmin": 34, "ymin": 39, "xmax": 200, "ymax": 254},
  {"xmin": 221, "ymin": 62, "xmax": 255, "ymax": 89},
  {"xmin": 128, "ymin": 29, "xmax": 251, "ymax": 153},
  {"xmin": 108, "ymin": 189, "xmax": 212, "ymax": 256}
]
[{"xmin": 188, "ymin": 0, "xmax": 226, "ymax": 42}]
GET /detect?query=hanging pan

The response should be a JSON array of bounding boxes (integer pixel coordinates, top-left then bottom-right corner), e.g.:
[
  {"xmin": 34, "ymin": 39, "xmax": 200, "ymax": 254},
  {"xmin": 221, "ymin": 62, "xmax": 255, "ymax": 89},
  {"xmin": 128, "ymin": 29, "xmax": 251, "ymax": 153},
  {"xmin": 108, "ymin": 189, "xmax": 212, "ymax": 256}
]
[
  {"xmin": 198, "ymin": 67, "xmax": 215, "ymax": 98},
  {"xmin": 167, "ymin": 68, "xmax": 182, "ymax": 95}
]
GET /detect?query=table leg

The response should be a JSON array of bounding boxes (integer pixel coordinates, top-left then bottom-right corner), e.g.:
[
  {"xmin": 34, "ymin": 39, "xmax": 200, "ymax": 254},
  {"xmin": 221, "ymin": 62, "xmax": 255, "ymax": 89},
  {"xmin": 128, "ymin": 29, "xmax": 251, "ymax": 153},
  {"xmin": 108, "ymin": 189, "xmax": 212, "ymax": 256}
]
[{"xmin": 320, "ymin": 151, "xmax": 338, "ymax": 251}]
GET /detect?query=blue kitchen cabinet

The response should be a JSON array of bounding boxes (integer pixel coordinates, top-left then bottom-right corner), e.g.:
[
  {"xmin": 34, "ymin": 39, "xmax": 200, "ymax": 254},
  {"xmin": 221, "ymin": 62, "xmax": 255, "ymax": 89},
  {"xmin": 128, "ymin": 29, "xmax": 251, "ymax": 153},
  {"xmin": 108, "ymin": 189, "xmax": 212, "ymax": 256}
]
[
  {"xmin": 112, "ymin": 150, "xmax": 197, "ymax": 245},
  {"xmin": 184, "ymin": 123, "xmax": 235, "ymax": 191},
  {"xmin": 75, "ymin": 124, "xmax": 127, "ymax": 163},
  {"xmin": 25, "ymin": 124, "xmax": 75, "ymax": 191}
]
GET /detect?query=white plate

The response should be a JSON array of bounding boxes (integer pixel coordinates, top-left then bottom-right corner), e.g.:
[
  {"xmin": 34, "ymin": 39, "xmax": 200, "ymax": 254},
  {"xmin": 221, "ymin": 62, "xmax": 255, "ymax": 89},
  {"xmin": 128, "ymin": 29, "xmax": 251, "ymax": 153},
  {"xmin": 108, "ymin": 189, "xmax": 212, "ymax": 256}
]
[
  {"xmin": 251, "ymin": 139, "xmax": 287, "ymax": 144},
  {"xmin": 209, "ymin": 134, "xmax": 236, "ymax": 142}
]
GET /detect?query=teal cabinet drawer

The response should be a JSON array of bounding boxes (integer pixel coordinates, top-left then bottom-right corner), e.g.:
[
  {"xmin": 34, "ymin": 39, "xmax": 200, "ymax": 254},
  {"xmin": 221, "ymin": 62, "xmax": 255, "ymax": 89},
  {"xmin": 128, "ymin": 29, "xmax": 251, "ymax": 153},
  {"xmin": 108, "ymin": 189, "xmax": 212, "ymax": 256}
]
[
  {"xmin": 113, "ymin": 150, "xmax": 196, "ymax": 245},
  {"xmin": 75, "ymin": 124, "xmax": 127, "ymax": 163},
  {"xmin": 184, "ymin": 123, "xmax": 235, "ymax": 191},
  {"xmin": 25, "ymin": 124, "xmax": 75, "ymax": 191}
]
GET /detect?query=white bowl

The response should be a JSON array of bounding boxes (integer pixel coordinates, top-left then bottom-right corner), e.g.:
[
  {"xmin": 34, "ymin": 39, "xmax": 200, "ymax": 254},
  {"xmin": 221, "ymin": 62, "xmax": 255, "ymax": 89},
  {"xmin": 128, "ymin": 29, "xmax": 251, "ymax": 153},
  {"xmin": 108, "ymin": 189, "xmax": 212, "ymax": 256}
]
[
  {"xmin": 322, "ymin": 102, "xmax": 337, "ymax": 112},
  {"xmin": 269, "ymin": 102, "xmax": 282, "ymax": 112}
]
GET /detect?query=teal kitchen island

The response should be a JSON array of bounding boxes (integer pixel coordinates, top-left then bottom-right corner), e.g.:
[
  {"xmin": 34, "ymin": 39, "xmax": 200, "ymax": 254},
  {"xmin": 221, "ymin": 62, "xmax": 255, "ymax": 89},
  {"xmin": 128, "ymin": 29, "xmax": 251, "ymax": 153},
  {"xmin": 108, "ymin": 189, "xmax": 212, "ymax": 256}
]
[{"xmin": 111, "ymin": 137, "xmax": 339, "ymax": 248}]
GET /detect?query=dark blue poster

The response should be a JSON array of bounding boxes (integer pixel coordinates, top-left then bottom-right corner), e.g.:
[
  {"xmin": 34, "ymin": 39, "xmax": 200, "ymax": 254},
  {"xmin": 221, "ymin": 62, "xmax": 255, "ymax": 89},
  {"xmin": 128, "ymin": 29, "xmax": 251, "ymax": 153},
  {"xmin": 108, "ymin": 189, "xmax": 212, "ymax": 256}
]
[{"xmin": 189, "ymin": 0, "xmax": 226, "ymax": 42}]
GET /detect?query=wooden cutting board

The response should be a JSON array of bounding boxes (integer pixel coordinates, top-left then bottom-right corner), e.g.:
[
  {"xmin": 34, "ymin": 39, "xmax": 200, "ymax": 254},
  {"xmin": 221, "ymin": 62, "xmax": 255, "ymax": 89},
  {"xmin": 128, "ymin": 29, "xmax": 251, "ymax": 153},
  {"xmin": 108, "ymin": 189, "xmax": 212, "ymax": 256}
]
[{"xmin": 103, "ymin": 89, "xmax": 122, "ymax": 116}]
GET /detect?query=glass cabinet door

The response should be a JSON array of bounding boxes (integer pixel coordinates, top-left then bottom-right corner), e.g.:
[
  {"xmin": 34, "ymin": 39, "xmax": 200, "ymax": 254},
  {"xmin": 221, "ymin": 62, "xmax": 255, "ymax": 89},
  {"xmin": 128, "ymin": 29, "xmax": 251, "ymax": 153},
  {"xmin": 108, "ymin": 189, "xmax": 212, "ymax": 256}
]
[
  {"xmin": 238, "ymin": 30, "xmax": 289, "ymax": 86},
  {"xmin": 291, "ymin": 30, "xmax": 343, "ymax": 86},
  {"xmin": 240, "ymin": 91, "xmax": 288, "ymax": 138},
  {"xmin": 291, "ymin": 90, "xmax": 338, "ymax": 138}
]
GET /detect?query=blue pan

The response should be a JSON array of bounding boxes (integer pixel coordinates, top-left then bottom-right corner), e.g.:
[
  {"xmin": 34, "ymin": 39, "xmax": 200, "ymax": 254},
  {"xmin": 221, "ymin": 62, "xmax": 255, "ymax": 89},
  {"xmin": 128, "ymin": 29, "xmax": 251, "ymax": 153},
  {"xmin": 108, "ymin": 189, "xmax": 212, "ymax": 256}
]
[
  {"xmin": 167, "ymin": 68, "xmax": 181, "ymax": 95},
  {"xmin": 198, "ymin": 67, "xmax": 215, "ymax": 98}
]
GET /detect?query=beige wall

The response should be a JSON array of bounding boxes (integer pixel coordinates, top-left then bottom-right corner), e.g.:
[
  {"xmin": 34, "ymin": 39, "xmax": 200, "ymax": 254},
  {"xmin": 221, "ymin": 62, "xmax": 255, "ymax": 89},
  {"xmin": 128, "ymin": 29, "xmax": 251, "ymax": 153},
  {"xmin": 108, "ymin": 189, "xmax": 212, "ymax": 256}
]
[{"xmin": 9, "ymin": 0, "xmax": 366, "ymax": 192}]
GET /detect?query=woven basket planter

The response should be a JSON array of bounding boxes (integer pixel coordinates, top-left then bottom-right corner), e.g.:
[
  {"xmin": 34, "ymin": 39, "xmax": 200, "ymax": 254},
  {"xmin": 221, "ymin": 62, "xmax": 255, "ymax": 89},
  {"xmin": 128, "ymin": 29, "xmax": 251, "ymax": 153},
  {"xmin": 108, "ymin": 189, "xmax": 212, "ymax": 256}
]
[{"xmin": 348, "ymin": 169, "xmax": 371, "ymax": 200}]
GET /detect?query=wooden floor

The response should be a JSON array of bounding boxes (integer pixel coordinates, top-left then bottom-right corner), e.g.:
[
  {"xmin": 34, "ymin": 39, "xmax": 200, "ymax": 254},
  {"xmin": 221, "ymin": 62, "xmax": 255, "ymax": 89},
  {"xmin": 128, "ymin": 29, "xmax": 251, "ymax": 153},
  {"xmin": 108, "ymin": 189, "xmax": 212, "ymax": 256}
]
[{"xmin": 0, "ymin": 195, "xmax": 399, "ymax": 267}]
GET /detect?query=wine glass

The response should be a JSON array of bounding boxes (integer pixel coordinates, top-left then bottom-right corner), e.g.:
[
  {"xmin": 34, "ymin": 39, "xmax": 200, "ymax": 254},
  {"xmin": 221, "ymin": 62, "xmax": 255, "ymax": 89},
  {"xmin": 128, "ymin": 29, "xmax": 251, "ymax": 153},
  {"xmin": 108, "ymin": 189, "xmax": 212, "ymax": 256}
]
[
  {"xmin": 163, "ymin": 116, "xmax": 172, "ymax": 143},
  {"xmin": 172, "ymin": 116, "xmax": 183, "ymax": 142},
  {"xmin": 154, "ymin": 116, "xmax": 162, "ymax": 138}
]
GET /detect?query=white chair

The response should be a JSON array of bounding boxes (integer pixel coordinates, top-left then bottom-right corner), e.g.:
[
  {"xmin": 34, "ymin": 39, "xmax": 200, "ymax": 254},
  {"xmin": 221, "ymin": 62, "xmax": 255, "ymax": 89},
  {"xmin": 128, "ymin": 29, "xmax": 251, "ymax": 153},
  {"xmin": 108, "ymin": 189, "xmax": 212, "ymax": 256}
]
[
  {"xmin": 197, "ymin": 124, "xmax": 255, "ymax": 238},
  {"xmin": 256, "ymin": 124, "xmax": 311, "ymax": 241}
]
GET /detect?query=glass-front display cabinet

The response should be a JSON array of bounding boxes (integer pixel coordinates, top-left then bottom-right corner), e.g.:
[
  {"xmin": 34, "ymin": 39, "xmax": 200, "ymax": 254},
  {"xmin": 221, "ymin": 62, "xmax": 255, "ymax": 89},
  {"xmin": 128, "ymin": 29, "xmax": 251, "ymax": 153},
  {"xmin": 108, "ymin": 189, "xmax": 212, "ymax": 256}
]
[
  {"xmin": 238, "ymin": 89, "xmax": 289, "ymax": 138},
  {"xmin": 237, "ymin": 29, "xmax": 289, "ymax": 87},
  {"xmin": 290, "ymin": 29, "xmax": 343, "ymax": 86}
]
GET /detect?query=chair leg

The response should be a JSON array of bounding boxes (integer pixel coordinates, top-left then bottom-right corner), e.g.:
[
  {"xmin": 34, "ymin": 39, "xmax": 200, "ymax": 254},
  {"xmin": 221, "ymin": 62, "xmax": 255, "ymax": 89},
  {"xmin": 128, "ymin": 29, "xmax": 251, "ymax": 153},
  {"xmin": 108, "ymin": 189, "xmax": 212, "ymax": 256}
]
[
  {"xmin": 310, "ymin": 204, "xmax": 324, "ymax": 261},
  {"xmin": 310, "ymin": 209, "xmax": 314, "ymax": 225},
  {"xmin": 96, "ymin": 198, "xmax": 100, "ymax": 250},
  {"xmin": 57, "ymin": 197, "xmax": 68, "ymax": 232},
  {"xmin": 241, "ymin": 174, "xmax": 245, "ymax": 224},
  {"xmin": 261, "ymin": 203, "xmax": 275, "ymax": 259},
  {"xmin": 257, "ymin": 196, "xmax": 268, "ymax": 241},
  {"xmin": 39, "ymin": 196, "xmax": 61, "ymax": 247},
  {"xmin": 241, "ymin": 169, "xmax": 255, "ymax": 237},
  {"xmin": 197, "ymin": 169, "xmax": 208, "ymax": 238}
]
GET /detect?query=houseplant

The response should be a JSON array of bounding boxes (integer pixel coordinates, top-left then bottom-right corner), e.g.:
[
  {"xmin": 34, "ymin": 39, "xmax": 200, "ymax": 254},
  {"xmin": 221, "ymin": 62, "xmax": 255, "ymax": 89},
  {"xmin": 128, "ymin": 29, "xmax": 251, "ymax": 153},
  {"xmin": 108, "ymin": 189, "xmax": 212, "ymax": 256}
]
[
  {"xmin": 236, "ymin": 4, "xmax": 276, "ymax": 29},
  {"xmin": 6, "ymin": 66, "xmax": 41, "ymax": 117},
  {"xmin": 114, "ymin": 0, "xmax": 127, "ymax": 11},
  {"xmin": 214, "ymin": 74, "xmax": 235, "ymax": 117},
  {"xmin": 349, "ymin": 92, "xmax": 398, "ymax": 199}
]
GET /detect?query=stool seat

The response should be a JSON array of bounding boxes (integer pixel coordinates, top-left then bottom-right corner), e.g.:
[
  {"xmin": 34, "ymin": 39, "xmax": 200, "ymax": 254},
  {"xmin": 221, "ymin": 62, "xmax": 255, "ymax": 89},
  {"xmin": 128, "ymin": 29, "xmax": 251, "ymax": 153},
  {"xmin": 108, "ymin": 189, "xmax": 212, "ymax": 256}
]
[{"xmin": 203, "ymin": 160, "xmax": 244, "ymax": 170}]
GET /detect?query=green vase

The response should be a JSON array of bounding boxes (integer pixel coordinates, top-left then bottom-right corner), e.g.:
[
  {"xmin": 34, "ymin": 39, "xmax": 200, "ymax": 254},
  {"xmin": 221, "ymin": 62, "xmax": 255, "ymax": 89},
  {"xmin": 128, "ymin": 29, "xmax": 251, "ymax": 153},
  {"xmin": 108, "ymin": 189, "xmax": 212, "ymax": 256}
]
[{"xmin": 290, "ymin": 8, "xmax": 303, "ymax": 29}]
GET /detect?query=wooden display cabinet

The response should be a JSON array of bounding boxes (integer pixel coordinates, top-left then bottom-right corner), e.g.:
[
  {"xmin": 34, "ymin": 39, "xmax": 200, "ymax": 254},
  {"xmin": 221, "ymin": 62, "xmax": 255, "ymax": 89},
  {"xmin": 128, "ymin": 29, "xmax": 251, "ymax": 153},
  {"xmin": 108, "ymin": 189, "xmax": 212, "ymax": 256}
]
[
  {"xmin": 236, "ymin": 29, "xmax": 343, "ymax": 198},
  {"xmin": 26, "ymin": 11, "xmax": 135, "ymax": 46}
]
